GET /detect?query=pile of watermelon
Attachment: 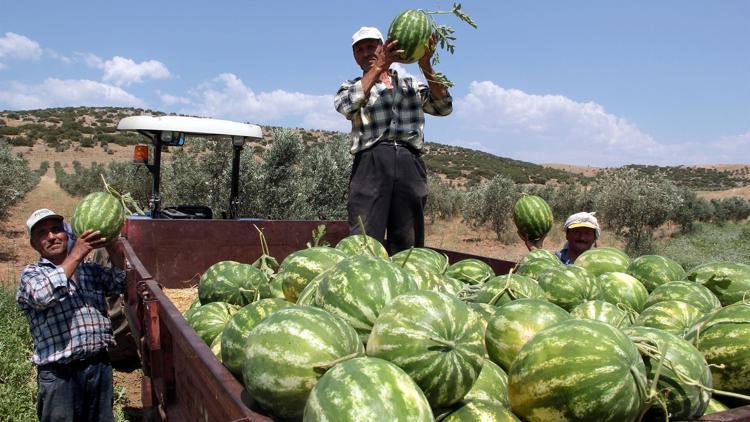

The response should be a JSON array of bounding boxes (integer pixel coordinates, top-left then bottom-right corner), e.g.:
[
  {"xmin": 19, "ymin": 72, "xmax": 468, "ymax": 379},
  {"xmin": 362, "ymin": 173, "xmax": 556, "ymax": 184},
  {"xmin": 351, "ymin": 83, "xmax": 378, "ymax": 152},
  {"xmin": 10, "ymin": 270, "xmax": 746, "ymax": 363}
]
[{"xmin": 183, "ymin": 231, "xmax": 750, "ymax": 421}]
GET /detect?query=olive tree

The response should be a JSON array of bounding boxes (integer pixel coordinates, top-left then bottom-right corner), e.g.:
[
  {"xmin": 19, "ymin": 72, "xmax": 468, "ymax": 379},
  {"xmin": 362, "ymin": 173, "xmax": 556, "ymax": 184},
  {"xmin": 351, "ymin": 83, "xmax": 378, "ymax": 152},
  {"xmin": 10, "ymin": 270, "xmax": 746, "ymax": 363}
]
[
  {"xmin": 590, "ymin": 168, "xmax": 683, "ymax": 256},
  {"xmin": 461, "ymin": 175, "xmax": 518, "ymax": 241}
]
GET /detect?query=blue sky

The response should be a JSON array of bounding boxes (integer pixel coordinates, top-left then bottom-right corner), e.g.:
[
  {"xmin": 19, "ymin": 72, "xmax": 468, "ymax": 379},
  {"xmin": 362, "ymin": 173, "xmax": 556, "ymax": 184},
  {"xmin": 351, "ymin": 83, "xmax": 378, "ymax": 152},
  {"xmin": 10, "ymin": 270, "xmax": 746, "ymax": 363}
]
[{"xmin": 1, "ymin": 1, "xmax": 748, "ymax": 166}]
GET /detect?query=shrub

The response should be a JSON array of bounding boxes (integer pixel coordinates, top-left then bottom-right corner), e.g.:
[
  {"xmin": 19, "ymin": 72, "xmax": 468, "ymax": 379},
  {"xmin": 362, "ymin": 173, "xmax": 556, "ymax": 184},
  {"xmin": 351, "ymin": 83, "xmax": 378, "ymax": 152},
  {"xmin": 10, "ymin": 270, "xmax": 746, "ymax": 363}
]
[
  {"xmin": 0, "ymin": 142, "xmax": 38, "ymax": 219},
  {"xmin": 461, "ymin": 175, "xmax": 518, "ymax": 241}
]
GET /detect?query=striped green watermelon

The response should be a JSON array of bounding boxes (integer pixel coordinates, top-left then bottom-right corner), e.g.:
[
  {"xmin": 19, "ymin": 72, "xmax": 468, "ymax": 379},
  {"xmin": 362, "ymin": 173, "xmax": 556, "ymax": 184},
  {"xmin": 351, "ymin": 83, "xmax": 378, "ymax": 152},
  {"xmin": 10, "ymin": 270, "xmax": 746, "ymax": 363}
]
[
  {"xmin": 636, "ymin": 300, "xmax": 703, "ymax": 338},
  {"xmin": 644, "ymin": 280, "xmax": 721, "ymax": 313},
  {"xmin": 400, "ymin": 263, "xmax": 446, "ymax": 292},
  {"xmin": 210, "ymin": 332, "xmax": 222, "ymax": 362},
  {"xmin": 623, "ymin": 326, "xmax": 712, "ymax": 421},
  {"xmin": 685, "ymin": 303, "xmax": 750, "ymax": 395},
  {"xmin": 574, "ymin": 247, "xmax": 631, "ymax": 276},
  {"xmin": 266, "ymin": 275, "xmax": 286, "ymax": 299},
  {"xmin": 335, "ymin": 234, "xmax": 389, "ymax": 258},
  {"xmin": 519, "ymin": 248, "xmax": 560, "ymax": 266},
  {"xmin": 366, "ymin": 290, "xmax": 486, "ymax": 408},
  {"xmin": 570, "ymin": 300, "xmax": 632, "ymax": 328},
  {"xmin": 71, "ymin": 191, "xmax": 125, "ymax": 241},
  {"xmin": 198, "ymin": 262, "xmax": 269, "ymax": 306},
  {"xmin": 303, "ymin": 357, "xmax": 432, "ymax": 422},
  {"xmin": 183, "ymin": 297, "xmax": 202, "ymax": 321},
  {"xmin": 536, "ymin": 265, "xmax": 600, "ymax": 311},
  {"xmin": 703, "ymin": 398, "xmax": 729, "ymax": 415},
  {"xmin": 220, "ymin": 298, "xmax": 292, "ymax": 377},
  {"xmin": 279, "ymin": 246, "xmax": 348, "ymax": 302},
  {"xmin": 387, "ymin": 9, "xmax": 432, "ymax": 63},
  {"xmin": 686, "ymin": 261, "xmax": 750, "ymax": 306},
  {"xmin": 440, "ymin": 400, "xmax": 520, "ymax": 422},
  {"xmin": 440, "ymin": 274, "xmax": 465, "ymax": 296},
  {"xmin": 508, "ymin": 319, "xmax": 648, "ymax": 422},
  {"xmin": 485, "ymin": 298, "xmax": 571, "ymax": 371},
  {"xmin": 295, "ymin": 273, "xmax": 322, "ymax": 306},
  {"xmin": 243, "ymin": 306, "xmax": 364, "ymax": 420},
  {"xmin": 512, "ymin": 194, "xmax": 553, "ymax": 241},
  {"xmin": 597, "ymin": 272, "xmax": 649, "ymax": 313},
  {"xmin": 468, "ymin": 302, "xmax": 499, "ymax": 331},
  {"xmin": 391, "ymin": 247, "xmax": 448, "ymax": 274},
  {"xmin": 314, "ymin": 254, "xmax": 418, "ymax": 343},
  {"xmin": 186, "ymin": 301, "xmax": 240, "ymax": 346},
  {"xmin": 514, "ymin": 256, "xmax": 562, "ymax": 280},
  {"xmin": 627, "ymin": 254, "xmax": 685, "ymax": 292},
  {"xmin": 463, "ymin": 359, "xmax": 510, "ymax": 408},
  {"xmin": 467, "ymin": 274, "xmax": 546, "ymax": 307},
  {"xmin": 445, "ymin": 258, "xmax": 494, "ymax": 285}
]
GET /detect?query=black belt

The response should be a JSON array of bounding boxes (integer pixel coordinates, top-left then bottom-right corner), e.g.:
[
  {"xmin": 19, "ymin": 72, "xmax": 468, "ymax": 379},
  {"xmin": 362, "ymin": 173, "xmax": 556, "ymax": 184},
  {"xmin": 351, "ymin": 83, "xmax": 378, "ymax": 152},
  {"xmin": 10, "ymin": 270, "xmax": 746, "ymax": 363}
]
[
  {"xmin": 40, "ymin": 349, "xmax": 110, "ymax": 369},
  {"xmin": 376, "ymin": 140, "xmax": 420, "ymax": 155}
]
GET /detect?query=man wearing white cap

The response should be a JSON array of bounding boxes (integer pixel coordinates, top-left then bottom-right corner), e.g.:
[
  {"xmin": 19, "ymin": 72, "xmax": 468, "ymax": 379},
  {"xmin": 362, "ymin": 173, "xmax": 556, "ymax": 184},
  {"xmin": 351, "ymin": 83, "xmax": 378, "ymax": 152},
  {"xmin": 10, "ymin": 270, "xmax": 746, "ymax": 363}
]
[
  {"xmin": 16, "ymin": 208, "xmax": 126, "ymax": 421},
  {"xmin": 522, "ymin": 211, "xmax": 601, "ymax": 264},
  {"xmin": 334, "ymin": 26, "xmax": 452, "ymax": 255}
]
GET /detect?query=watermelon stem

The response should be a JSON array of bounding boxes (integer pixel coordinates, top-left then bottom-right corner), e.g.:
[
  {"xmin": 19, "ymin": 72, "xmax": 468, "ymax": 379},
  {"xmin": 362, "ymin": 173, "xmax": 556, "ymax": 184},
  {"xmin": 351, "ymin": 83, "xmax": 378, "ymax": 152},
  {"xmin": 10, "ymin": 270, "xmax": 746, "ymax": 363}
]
[
  {"xmin": 355, "ymin": 216, "xmax": 379, "ymax": 257},
  {"xmin": 312, "ymin": 352, "xmax": 361, "ymax": 373},
  {"xmin": 252, "ymin": 224, "xmax": 279, "ymax": 279},
  {"xmin": 399, "ymin": 247, "xmax": 415, "ymax": 269},
  {"xmin": 427, "ymin": 337, "xmax": 456, "ymax": 351},
  {"xmin": 100, "ymin": 174, "xmax": 145, "ymax": 216}
]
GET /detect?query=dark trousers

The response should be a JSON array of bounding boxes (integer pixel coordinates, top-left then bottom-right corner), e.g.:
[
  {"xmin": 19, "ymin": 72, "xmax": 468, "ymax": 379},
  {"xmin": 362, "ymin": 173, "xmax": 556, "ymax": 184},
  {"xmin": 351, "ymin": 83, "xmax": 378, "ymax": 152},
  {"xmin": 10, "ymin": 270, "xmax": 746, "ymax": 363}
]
[
  {"xmin": 348, "ymin": 141, "xmax": 428, "ymax": 255},
  {"xmin": 36, "ymin": 351, "xmax": 114, "ymax": 422}
]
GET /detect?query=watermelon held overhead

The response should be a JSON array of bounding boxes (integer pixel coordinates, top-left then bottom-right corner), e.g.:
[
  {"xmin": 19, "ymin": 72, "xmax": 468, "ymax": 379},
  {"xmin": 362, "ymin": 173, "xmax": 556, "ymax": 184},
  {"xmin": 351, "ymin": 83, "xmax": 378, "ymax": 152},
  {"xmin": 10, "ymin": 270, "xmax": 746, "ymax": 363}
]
[
  {"xmin": 386, "ymin": 4, "xmax": 477, "ymax": 88},
  {"xmin": 512, "ymin": 194, "xmax": 553, "ymax": 242},
  {"xmin": 72, "ymin": 191, "xmax": 125, "ymax": 242}
]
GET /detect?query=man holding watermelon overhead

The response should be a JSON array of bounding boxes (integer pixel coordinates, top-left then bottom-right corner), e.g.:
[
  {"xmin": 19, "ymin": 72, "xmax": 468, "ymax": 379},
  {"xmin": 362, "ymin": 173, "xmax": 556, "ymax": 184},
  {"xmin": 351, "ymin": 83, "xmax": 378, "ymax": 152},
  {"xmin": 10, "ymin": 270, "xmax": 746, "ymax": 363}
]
[
  {"xmin": 334, "ymin": 26, "xmax": 452, "ymax": 255},
  {"xmin": 17, "ymin": 208, "xmax": 126, "ymax": 422},
  {"xmin": 522, "ymin": 211, "xmax": 600, "ymax": 264}
]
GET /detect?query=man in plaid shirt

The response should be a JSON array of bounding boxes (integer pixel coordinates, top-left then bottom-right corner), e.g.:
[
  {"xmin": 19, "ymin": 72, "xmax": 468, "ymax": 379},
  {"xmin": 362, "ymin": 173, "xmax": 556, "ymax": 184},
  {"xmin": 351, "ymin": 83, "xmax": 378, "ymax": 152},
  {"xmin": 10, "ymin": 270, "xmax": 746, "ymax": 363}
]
[
  {"xmin": 17, "ymin": 208, "xmax": 126, "ymax": 422},
  {"xmin": 335, "ymin": 26, "xmax": 452, "ymax": 255}
]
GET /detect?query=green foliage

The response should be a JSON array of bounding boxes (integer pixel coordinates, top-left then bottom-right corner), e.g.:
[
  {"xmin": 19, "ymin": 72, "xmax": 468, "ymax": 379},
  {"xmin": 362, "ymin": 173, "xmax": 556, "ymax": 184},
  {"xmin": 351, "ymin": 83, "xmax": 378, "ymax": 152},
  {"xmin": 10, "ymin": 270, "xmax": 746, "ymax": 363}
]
[
  {"xmin": 0, "ymin": 142, "xmax": 39, "ymax": 220},
  {"xmin": 425, "ymin": 175, "xmax": 463, "ymax": 223},
  {"xmin": 461, "ymin": 175, "xmax": 518, "ymax": 240},
  {"xmin": 656, "ymin": 222, "xmax": 750, "ymax": 269},
  {"xmin": 590, "ymin": 168, "xmax": 683, "ymax": 256},
  {"xmin": 53, "ymin": 160, "xmax": 151, "ymax": 208},
  {"xmin": 6, "ymin": 136, "xmax": 35, "ymax": 147},
  {"xmin": 623, "ymin": 164, "xmax": 743, "ymax": 190},
  {"xmin": 0, "ymin": 286, "xmax": 37, "ymax": 420}
]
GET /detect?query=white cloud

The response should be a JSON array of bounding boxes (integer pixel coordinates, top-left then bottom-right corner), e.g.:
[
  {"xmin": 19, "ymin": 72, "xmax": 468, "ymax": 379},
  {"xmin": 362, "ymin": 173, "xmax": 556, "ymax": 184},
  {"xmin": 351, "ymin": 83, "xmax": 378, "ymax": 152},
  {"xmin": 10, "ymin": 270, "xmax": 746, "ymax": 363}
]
[
  {"xmin": 157, "ymin": 90, "xmax": 191, "ymax": 106},
  {"xmin": 391, "ymin": 63, "xmax": 424, "ymax": 83},
  {"xmin": 77, "ymin": 52, "xmax": 105, "ymax": 68},
  {"xmin": 183, "ymin": 73, "xmax": 347, "ymax": 131},
  {"xmin": 452, "ymin": 81, "xmax": 667, "ymax": 166},
  {"xmin": 101, "ymin": 56, "xmax": 171, "ymax": 86},
  {"xmin": 0, "ymin": 78, "xmax": 145, "ymax": 109},
  {"xmin": 0, "ymin": 32, "xmax": 42, "ymax": 67}
]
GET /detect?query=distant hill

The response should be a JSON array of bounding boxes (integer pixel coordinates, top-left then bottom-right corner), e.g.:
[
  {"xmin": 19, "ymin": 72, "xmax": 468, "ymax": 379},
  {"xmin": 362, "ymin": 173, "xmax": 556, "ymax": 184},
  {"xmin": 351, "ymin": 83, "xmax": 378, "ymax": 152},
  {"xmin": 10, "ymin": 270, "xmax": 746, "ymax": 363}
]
[{"xmin": 1, "ymin": 106, "xmax": 748, "ymax": 190}]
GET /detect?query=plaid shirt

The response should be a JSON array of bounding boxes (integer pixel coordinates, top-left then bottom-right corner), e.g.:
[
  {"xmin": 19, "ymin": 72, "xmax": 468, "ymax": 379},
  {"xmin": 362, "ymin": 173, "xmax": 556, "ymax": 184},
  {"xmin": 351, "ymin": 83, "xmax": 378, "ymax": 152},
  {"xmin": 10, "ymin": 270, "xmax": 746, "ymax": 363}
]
[
  {"xmin": 17, "ymin": 257, "xmax": 126, "ymax": 365},
  {"xmin": 334, "ymin": 69, "xmax": 452, "ymax": 154}
]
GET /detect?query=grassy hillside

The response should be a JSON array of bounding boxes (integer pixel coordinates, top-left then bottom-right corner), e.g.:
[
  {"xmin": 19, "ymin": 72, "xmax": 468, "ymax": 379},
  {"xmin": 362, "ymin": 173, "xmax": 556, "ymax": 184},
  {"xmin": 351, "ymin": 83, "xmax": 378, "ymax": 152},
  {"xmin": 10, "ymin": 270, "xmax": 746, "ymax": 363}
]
[{"xmin": 1, "ymin": 106, "xmax": 748, "ymax": 190}]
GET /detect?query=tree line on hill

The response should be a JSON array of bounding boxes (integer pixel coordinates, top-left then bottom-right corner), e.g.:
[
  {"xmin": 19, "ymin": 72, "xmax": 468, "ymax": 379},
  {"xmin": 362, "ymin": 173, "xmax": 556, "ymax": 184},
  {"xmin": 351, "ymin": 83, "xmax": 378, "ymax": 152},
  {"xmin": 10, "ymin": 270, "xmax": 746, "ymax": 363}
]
[
  {"xmin": 50, "ymin": 129, "xmax": 750, "ymax": 258},
  {"xmin": 2, "ymin": 106, "xmax": 748, "ymax": 191}
]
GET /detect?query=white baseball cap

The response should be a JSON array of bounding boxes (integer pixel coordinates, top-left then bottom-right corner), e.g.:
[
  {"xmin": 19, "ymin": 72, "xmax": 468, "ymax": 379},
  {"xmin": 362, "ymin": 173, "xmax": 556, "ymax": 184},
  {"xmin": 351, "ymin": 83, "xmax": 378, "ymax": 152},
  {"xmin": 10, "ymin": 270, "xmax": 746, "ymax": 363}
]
[
  {"xmin": 352, "ymin": 26, "xmax": 384, "ymax": 46},
  {"xmin": 26, "ymin": 208, "xmax": 64, "ymax": 236},
  {"xmin": 563, "ymin": 211, "xmax": 601, "ymax": 239}
]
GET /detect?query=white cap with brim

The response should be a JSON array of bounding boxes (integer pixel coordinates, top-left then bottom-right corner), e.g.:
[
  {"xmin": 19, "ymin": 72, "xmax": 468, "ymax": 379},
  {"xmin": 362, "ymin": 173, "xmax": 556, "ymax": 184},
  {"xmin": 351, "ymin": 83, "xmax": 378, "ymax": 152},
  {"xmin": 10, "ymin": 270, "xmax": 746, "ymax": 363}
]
[
  {"xmin": 352, "ymin": 26, "xmax": 384, "ymax": 46},
  {"xmin": 563, "ymin": 211, "xmax": 601, "ymax": 239},
  {"xmin": 26, "ymin": 208, "xmax": 64, "ymax": 236}
]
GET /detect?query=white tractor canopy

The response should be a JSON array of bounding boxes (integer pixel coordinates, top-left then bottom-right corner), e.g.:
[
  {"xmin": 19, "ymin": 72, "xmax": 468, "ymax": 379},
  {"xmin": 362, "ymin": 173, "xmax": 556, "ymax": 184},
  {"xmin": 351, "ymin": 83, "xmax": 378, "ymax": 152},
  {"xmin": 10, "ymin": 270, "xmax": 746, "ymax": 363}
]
[{"xmin": 117, "ymin": 115, "xmax": 262, "ymax": 140}]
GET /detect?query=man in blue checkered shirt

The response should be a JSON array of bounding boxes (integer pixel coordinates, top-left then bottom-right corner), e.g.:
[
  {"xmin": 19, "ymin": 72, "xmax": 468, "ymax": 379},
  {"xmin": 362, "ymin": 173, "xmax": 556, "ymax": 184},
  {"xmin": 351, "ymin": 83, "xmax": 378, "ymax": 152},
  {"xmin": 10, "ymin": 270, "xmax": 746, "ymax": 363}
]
[
  {"xmin": 17, "ymin": 208, "xmax": 126, "ymax": 422},
  {"xmin": 335, "ymin": 26, "xmax": 452, "ymax": 255}
]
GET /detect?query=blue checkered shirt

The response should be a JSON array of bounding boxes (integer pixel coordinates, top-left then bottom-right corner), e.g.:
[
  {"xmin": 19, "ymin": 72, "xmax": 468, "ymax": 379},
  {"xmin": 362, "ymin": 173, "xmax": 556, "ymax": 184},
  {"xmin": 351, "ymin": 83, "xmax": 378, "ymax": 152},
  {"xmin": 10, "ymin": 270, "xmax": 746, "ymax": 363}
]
[
  {"xmin": 334, "ymin": 69, "xmax": 452, "ymax": 154},
  {"xmin": 17, "ymin": 258, "xmax": 126, "ymax": 365}
]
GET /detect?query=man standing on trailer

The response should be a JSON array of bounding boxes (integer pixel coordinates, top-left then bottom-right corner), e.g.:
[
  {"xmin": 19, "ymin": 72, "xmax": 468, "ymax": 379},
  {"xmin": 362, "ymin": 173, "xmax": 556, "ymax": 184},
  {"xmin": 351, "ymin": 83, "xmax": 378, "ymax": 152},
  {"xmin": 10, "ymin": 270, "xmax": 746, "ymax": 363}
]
[
  {"xmin": 17, "ymin": 208, "xmax": 126, "ymax": 422},
  {"xmin": 335, "ymin": 26, "xmax": 453, "ymax": 255}
]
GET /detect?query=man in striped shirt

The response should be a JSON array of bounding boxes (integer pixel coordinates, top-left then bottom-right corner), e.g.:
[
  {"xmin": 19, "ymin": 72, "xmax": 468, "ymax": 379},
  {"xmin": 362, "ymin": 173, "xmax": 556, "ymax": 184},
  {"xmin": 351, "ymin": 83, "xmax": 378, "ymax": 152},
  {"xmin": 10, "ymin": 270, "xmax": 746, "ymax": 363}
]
[
  {"xmin": 335, "ymin": 26, "xmax": 453, "ymax": 255},
  {"xmin": 17, "ymin": 208, "xmax": 126, "ymax": 422}
]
